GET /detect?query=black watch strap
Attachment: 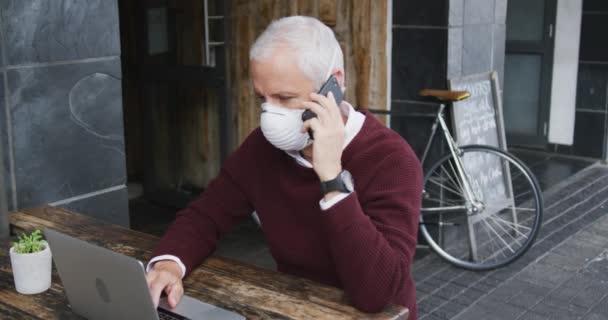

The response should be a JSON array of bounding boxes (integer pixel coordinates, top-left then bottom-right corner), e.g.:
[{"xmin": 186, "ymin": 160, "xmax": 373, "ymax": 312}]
[{"xmin": 320, "ymin": 170, "xmax": 354, "ymax": 195}]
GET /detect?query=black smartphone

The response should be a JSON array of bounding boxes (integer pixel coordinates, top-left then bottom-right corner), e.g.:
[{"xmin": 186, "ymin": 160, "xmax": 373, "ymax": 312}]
[{"xmin": 302, "ymin": 76, "xmax": 344, "ymax": 139}]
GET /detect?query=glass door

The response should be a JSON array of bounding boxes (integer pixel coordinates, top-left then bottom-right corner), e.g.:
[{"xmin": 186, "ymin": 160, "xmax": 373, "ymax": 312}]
[{"xmin": 503, "ymin": 0, "xmax": 556, "ymax": 146}]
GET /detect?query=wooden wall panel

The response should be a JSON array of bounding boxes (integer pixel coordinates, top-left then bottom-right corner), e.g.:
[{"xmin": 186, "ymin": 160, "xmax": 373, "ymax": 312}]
[
  {"xmin": 176, "ymin": 89, "xmax": 220, "ymax": 189},
  {"xmin": 283, "ymin": 0, "xmax": 299, "ymax": 16},
  {"xmin": 351, "ymin": 0, "xmax": 371, "ymax": 109},
  {"xmin": 370, "ymin": 0, "xmax": 388, "ymax": 123},
  {"xmin": 173, "ymin": 0, "xmax": 220, "ymax": 189},
  {"xmin": 144, "ymin": 84, "xmax": 173, "ymax": 189},
  {"xmin": 297, "ymin": 0, "xmax": 318, "ymax": 16},
  {"xmin": 230, "ymin": 1, "xmax": 258, "ymax": 149},
  {"xmin": 229, "ymin": 0, "xmax": 389, "ymax": 146},
  {"xmin": 319, "ymin": 0, "xmax": 337, "ymax": 26}
]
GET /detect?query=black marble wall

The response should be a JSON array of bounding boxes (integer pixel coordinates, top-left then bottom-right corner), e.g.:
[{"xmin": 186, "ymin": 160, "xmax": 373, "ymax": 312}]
[
  {"xmin": 553, "ymin": 0, "xmax": 608, "ymax": 159},
  {"xmin": 391, "ymin": 0, "xmax": 507, "ymax": 167},
  {"xmin": 0, "ymin": 0, "xmax": 129, "ymax": 226}
]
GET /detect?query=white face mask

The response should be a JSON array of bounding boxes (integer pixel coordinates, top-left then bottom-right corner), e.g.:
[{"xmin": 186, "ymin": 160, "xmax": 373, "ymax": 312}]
[
  {"xmin": 259, "ymin": 49, "xmax": 338, "ymax": 151},
  {"xmin": 260, "ymin": 103, "xmax": 312, "ymax": 151}
]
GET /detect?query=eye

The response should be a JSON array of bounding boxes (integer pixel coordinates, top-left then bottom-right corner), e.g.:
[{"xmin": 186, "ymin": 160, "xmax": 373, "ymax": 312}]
[{"xmin": 278, "ymin": 96, "xmax": 294, "ymax": 102}]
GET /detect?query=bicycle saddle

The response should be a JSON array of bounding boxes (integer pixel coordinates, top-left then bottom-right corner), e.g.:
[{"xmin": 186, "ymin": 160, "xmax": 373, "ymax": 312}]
[{"xmin": 418, "ymin": 89, "xmax": 470, "ymax": 102}]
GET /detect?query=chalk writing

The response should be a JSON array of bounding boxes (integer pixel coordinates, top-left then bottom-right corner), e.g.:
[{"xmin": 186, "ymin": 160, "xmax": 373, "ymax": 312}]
[{"xmin": 450, "ymin": 72, "xmax": 510, "ymax": 214}]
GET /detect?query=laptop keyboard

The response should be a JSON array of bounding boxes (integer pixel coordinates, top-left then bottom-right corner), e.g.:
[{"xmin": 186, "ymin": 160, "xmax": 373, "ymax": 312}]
[{"xmin": 158, "ymin": 308, "xmax": 191, "ymax": 320}]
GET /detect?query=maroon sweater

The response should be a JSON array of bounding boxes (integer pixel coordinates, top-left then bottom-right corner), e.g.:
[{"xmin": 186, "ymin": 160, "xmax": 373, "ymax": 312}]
[{"xmin": 152, "ymin": 111, "xmax": 422, "ymax": 318}]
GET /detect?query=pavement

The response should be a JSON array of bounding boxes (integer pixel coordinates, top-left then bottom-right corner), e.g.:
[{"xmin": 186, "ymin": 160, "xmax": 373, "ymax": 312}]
[{"xmin": 414, "ymin": 163, "xmax": 608, "ymax": 320}]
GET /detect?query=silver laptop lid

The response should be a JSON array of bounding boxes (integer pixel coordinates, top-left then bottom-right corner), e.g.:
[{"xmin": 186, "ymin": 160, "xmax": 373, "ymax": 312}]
[
  {"xmin": 45, "ymin": 227, "xmax": 161, "ymax": 320},
  {"xmin": 45, "ymin": 228, "xmax": 245, "ymax": 320}
]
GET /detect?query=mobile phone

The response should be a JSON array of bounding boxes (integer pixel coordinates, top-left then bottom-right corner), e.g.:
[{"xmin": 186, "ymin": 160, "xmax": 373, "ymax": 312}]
[{"xmin": 302, "ymin": 76, "xmax": 343, "ymax": 139}]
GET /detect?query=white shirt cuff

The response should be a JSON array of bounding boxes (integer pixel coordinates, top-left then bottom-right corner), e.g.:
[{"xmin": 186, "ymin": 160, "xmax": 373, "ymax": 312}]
[
  {"xmin": 319, "ymin": 192, "xmax": 351, "ymax": 210},
  {"xmin": 146, "ymin": 255, "xmax": 186, "ymax": 279}
]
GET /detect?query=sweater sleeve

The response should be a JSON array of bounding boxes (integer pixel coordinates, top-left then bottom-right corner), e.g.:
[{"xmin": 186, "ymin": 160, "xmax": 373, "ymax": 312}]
[
  {"xmin": 321, "ymin": 151, "xmax": 422, "ymax": 313},
  {"xmin": 150, "ymin": 169, "xmax": 254, "ymax": 278}
]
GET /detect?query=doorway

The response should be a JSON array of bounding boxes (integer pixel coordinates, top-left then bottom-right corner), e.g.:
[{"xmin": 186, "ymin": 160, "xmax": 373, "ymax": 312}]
[
  {"xmin": 118, "ymin": 0, "xmax": 230, "ymax": 233},
  {"xmin": 503, "ymin": 0, "xmax": 556, "ymax": 147}
]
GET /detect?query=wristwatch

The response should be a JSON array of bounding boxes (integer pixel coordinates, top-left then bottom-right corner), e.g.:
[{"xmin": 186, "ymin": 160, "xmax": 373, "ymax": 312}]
[{"xmin": 320, "ymin": 170, "xmax": 354, "ymax": 195}]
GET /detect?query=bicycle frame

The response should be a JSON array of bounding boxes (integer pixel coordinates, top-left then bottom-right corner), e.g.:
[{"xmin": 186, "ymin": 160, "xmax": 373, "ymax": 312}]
[
  {"xmin": 419, "ymin": 103, "xmax": 480, "ymax": 260},
  {"xmin": 420, "ymin": 104, "xmax": 477, "ymax": 203}
]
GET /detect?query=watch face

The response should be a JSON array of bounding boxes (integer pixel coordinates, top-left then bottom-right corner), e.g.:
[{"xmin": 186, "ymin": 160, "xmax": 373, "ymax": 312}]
[{"xmin": 341, "ymin": 170, "xmax": 354, "ymax": 192}]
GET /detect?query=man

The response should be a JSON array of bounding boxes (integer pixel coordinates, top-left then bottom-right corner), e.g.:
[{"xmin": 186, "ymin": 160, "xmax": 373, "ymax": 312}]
[{"xmin": 146, "ymin": 16, "xmax": 422, "ymax": 318}]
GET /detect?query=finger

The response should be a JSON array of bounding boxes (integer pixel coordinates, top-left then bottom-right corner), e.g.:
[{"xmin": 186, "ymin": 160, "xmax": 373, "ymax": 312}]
[
  {"xmin": 309, "ymin": 92, "xmax": 330, "ymax": 107},
  {"xmin": 310, "ymin": 92, "xmax": 340, "ymax": 120},
  {"xmin": 299, "ymin": 101, "xmax": 330, "ymax": 122},
  {"xmin": 164, "ymin": 283, "xmax": 174, "ymax": 307},
  {"xmin": 149, "ymin": 275, "xmax": 170, "ymax": 308},
  {"xmin": 168, "ymin": 283, "xmax": 184, "ymax": 308},
  {"xmin": 149, "ymin": 281, "xmax": 164, "ymax": 308},
  {"xmin": 145, "ymin": 270, "xmax": 158, "ymax": 287},
  {"xmin": 164, "ymin": 282, "xmax": 173, "ymax": 296},
  {"xmin": 301, "ymin": 117, "xmax": 322, "ymax": 134},
  {"xmin": 325, "ymin": 92, "xmax": 341, "ymax": 118},
  {"xmin": 310, "ymin": 92, "xmax": 338, "ymax": 113}
]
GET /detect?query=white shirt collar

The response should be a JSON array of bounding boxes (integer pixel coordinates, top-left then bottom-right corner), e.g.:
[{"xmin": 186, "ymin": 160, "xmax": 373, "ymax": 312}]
[{"xmin": 286, "ymin": 101, "xmax": 366, "ymax": 168}]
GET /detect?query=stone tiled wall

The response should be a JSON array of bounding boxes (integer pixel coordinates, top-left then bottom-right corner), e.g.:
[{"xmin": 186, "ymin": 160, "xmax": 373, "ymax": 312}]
[
  {"xmin": 0, "ymin": 0, "xmax": 129, "ymax": 226},
  {"xmin": 553, "ymin": 0, "xmax": 608, "ymax": 159},
  {"xmin": 391, "ymin": 0, "xmax": 507, "ymax": 167}
]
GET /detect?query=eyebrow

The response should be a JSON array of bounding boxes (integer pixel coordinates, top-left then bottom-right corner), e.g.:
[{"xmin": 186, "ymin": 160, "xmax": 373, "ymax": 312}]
[
  {"xmin": 254, "ymin": 90, "xmax": 298, "ymax": 97},
  {"xmin": 274, "ymin": 92, "xmax": 298, "ymax": 97}
]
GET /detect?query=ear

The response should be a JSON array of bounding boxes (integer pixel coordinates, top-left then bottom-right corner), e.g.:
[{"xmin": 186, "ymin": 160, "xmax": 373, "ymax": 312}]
[{"xmin": 332, "ymin": 69, "xmax": 345, "ymax": 90}]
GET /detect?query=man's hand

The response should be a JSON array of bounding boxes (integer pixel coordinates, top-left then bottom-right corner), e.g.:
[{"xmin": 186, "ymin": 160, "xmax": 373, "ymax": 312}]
[
  {"xmin": 146, "ymin": 260, "xmax": 184, "ymax": 309},
  {"xmin": 300, "ymin": 92, "xmax": 345, "ymax": 182}
]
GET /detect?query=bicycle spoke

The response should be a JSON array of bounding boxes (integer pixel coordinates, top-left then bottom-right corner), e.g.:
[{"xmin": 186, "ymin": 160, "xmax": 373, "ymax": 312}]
[
  {"xmin": 479, "ymin": 222, "xmax": 507, "ymax": 262},
  {"xmin": 422, "ymin": 197, "xmax": 462, "ymax": 206},
  {"xmin": 447, "ymin": 159, "xmax": 467, "ymax": 197},
  {"xmin": 439, "ymin": 164, "xmax": 465, "ymax": 196},
  {"xmin": 483, "ymin": 243, "xmax": 509, "ymax": 262},
  {"xmin": 481, "ymin": 221, "xmax": 500, "ymax": 260},
  {"xmin": 486, "ymin": 216, "xmax": 524, "ymax": 247},
  {"xmin": 480, "ymin": 219, "xmax": 515, "ymax": 253},
  {"xmin": 514, "ymin": 190, "xmax": 533, "ymax": 200},
  {"xmin": 482, "ymin": 224, "xmax": 523, "ymax": 262},
  {"xmin": 427, "ymin": 178, "xmax": 465, "ymax": 197},
  {"xmin": 488, "ymin": 215, "xmax": 529, "ymax": 239},
  {"xmin": 430, "ymin": 166, "xmax": 462, "ymax": 191},
  {"xmin": 509, "ymin": 170, "xmax": 526, "ymax": 182},
  {"xmin": 497, "ymin": 210, "xmax": 536, "ymax": 227},
  {"xmin": 439, "ymin": 164, "xmax": 460, "ymax": 188},
  {"xmin": 488, "ymin": 214, "xmax": 532, "ymax": 231},
  {"xmin": 484, "ymin": 205, "xmax": 536, "ymax": 212}
]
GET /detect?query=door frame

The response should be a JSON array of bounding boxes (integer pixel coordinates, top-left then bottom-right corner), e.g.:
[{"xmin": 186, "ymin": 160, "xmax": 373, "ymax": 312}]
[{"xmin": 505, "ymin": 0, "xmax": 557, "ymax": 147}]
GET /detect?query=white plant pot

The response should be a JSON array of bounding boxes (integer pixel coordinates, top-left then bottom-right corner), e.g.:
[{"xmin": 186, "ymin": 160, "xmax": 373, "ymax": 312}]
[{"xmin": 9, "ymin": 243, "xmax": 52, "ymax": 294}]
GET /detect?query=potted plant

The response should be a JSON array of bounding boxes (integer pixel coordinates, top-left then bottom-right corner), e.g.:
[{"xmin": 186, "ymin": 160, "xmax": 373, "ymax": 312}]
[{"xmin": 9, "ymin": 229, "xmax": 52, "ymax": 294}]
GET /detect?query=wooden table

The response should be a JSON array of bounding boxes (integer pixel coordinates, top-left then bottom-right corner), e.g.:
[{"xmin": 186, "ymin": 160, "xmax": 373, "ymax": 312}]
[{"xmin": 1, "ymin": 206, "xmax": 408, "ymax": 319}]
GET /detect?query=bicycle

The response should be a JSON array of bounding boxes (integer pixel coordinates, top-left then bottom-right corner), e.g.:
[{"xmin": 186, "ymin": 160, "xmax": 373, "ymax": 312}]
[{"xmin": 415, "ymin": 89, "xmax": 543, "ymax": 271}]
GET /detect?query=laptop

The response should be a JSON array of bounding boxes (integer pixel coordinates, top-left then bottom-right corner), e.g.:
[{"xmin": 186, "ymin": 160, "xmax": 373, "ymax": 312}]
[{"xmin": 44, "ymin": 228, "xmax": 245, "ymax": 320}]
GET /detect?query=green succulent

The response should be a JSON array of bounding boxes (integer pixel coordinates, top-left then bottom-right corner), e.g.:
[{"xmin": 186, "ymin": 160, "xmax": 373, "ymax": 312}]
[{"xmin": 12, "ymin": 230, "xmax": 46, "ymax": 254}]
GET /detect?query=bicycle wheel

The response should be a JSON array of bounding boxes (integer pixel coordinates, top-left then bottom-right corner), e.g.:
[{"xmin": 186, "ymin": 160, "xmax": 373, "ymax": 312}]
[{"xmin": 419, "ymin": 145, "xmax": 543, "ymax": 270}]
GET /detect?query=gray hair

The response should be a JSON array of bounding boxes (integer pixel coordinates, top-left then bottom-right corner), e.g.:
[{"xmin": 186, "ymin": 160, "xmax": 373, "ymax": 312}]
[{"xmin": 249, "ymin": 16, "xmax": 344, "ymax": 91}]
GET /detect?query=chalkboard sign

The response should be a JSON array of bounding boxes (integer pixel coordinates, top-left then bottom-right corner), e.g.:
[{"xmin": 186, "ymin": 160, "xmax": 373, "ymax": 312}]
[
  {"xmin": 449, "ymin": 71, "xmax": 506, "ymax": 149},
  {"xmin": 448, "ymin": 72, "xmax": 513, "ymax": 212}
]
